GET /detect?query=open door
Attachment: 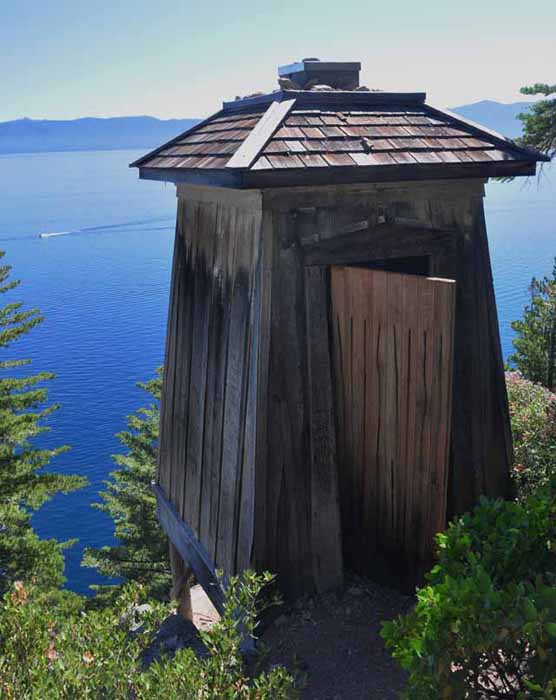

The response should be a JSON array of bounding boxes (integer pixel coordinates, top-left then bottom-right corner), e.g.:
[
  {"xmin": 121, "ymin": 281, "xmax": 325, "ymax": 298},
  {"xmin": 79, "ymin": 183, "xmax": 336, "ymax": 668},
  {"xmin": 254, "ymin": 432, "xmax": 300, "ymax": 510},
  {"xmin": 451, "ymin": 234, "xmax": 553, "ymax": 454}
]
[{"xmin": 330, "ymin": 266, "xmax": 456, "ymax": 585}]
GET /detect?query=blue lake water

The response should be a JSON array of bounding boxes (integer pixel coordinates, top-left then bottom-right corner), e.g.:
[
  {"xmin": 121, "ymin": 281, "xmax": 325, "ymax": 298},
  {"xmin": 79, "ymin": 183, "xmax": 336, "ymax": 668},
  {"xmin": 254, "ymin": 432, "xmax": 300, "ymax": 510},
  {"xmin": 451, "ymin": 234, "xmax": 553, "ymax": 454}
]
[{"xmin": 0, "ymin": 149, "xmax": 554, "ymax": 594}]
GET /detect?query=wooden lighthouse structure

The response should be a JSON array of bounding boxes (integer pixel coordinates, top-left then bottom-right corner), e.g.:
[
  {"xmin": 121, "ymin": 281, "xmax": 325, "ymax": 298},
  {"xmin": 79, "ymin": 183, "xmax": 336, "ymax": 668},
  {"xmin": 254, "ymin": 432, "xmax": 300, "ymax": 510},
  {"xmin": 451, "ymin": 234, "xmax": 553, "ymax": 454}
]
[{"xmin": 132, "ymin": 59, "xmax": 548, "ymax": 611}]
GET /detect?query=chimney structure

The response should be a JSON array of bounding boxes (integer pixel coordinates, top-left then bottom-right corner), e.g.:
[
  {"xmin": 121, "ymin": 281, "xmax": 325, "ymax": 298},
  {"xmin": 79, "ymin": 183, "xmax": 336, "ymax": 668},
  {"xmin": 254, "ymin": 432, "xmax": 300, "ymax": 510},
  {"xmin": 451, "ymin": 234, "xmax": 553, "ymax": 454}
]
[{"xmin": 277, "ymin": 58, "xmax": 361, "ymax": 90}]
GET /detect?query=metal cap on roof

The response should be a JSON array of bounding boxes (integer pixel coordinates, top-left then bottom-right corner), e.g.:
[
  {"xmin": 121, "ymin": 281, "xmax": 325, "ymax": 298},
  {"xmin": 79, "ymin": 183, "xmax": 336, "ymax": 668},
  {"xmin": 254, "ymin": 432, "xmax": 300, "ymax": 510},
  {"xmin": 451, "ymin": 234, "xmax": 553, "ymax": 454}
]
[{"xmin": 278, "ymin": 58, "xmax": 362, "ymax": 90}]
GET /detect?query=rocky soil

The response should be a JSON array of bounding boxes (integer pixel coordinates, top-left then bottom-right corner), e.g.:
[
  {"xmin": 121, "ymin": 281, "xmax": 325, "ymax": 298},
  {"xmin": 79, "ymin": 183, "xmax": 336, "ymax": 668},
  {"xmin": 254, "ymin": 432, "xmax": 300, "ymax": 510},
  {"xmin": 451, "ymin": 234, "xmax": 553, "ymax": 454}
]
[
  {"xmin": 154, "ymin": 576, "xmax": 412, "ymax": 699},
  {"xmin": 261, "ymin": 575, "xmax": 412, "ymax": 699}
]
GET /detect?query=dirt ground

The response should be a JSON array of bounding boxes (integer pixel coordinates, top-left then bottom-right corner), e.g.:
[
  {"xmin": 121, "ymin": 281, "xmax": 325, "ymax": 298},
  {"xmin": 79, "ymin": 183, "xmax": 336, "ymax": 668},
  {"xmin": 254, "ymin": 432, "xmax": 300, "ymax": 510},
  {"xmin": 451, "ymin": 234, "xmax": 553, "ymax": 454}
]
[
  {"xmin": 260, "ymin": 575, "xmax": 412, "ymax": 699},
  {"xmin": 189, "ymin": 576, "xmax": 412, "ymax": 699}
]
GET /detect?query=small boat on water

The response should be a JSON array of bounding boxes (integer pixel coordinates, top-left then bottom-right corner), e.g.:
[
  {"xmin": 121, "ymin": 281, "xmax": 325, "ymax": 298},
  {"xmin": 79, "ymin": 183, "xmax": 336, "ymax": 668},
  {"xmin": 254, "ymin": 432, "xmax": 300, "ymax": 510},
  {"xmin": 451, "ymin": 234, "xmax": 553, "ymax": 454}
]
[{"xmin": 38, "ymin": 230, "xmax": 72, "ymax": 238}]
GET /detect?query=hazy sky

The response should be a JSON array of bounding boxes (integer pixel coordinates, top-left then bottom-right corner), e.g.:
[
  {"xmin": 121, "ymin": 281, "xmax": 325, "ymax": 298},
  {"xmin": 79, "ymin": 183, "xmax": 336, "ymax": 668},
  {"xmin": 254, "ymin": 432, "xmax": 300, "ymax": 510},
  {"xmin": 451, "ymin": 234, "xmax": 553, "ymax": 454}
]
[{"xmin": 2, "ymin": 0, "xmax": 554, "ymax": 121}]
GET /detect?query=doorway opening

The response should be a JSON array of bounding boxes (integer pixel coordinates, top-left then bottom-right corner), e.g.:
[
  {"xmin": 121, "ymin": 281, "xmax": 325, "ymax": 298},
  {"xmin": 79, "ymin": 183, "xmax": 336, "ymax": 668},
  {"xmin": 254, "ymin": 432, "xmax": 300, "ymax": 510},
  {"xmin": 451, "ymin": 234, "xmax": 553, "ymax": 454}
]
[
  {"xmin": 347, "ymin": 254, "xmax": 430, "ymax": 276},
  {"xmin": 329, "ymin": 263, "xmax": 456, "ymax": 588}
]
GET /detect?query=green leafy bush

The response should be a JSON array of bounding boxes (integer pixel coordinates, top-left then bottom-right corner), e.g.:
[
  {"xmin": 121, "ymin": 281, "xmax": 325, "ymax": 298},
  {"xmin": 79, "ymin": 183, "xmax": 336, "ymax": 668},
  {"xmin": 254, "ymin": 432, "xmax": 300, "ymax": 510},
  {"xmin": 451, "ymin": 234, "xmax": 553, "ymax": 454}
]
[
  {"xmin": 507, "ymin": 371, "xmax": 556, "ymax": 498},
  {"xmin": 0, "ymin": 571, "xmax": 296, "ymax": 700},
  {"xmin": 382, "ymin": 491, "xmax": 556, "ymax": 699}
]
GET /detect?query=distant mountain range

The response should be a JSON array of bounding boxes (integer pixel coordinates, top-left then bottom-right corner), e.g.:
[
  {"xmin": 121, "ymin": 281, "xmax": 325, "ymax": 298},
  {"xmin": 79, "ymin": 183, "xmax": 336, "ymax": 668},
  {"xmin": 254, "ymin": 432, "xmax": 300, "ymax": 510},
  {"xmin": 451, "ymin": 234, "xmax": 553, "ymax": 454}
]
[
  {"xmin": 0, "ymin": 100, "xmax": 535, "ymax": 155},
  {"xmin": 0, "ymin": 116, "xmax": 201, "ymax": 155},
  {"xmin": 450, "ymin": 100, "xmax": 534, "ymax": 139}
]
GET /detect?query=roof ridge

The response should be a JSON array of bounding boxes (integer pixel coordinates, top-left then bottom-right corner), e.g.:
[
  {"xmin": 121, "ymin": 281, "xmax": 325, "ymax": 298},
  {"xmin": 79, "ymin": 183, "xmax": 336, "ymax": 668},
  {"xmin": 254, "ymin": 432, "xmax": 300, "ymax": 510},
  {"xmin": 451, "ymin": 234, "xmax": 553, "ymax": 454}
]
[
  {"xmin": 226, "ymin": 99, "xmax": 296, "ymax": 170},
  {"xmin": 222, "ymin": 90, "xmax": 427, "ymax": 113}
]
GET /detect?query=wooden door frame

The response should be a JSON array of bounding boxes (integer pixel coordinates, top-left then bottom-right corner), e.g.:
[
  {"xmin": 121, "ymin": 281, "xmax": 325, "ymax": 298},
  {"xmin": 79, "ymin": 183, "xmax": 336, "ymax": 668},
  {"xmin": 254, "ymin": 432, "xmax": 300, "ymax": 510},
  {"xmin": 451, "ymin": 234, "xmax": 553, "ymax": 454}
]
[{"xmin": 302, "ymin": 223, "xmax": 456, "ymax": 584}]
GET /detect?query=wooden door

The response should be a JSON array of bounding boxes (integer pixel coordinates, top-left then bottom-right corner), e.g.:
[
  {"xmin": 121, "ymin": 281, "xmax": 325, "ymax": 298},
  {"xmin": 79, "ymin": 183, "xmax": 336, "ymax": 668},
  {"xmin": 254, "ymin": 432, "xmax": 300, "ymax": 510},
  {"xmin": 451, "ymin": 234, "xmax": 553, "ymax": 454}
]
[{"xmin": 330, "ymin": 266, "xmax": 456, "ymax": 583}]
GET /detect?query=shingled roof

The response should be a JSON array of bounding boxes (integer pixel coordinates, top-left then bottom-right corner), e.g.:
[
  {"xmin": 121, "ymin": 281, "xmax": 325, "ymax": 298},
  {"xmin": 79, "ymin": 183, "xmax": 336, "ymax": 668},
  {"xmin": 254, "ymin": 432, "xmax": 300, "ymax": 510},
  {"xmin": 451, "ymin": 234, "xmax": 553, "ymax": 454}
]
[{"xmin": 132, "ymin": 61, "xmax": 548, "ymax": 189}]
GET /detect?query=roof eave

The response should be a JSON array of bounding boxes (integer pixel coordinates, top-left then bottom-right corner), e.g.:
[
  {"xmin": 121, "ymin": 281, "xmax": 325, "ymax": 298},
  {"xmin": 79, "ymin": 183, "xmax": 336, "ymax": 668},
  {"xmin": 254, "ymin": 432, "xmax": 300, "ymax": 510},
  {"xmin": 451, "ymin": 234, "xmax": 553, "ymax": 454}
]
[
  {"xmin": 138, "ymin": 159, "xmax": 537, "ymax": 190},
  {"xmin": 424, "ymin": 103, "xmax": 551, "ymax": 164},
  {"xmin": 243, "ymin": 161, "xmax": 536, "ymax": 188},
  {"xmin": 138, "ymin": 166, "xmax": 244, "ymax": 188},
  {"xmin": 129, "ymin": 110, "xmax": 225, "ymax": 169},
  {"xmin": 243, "ymin": 160, "xmax": 537, "ymax": 188}
]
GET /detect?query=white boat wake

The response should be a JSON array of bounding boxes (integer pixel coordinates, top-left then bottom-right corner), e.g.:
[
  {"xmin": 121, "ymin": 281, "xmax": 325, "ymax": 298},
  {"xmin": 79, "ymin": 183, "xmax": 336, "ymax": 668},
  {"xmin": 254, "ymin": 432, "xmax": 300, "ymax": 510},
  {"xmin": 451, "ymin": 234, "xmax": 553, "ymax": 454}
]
[{"xmin": 36, "ymin": 217, "xmax": 173, "ymax": 240}]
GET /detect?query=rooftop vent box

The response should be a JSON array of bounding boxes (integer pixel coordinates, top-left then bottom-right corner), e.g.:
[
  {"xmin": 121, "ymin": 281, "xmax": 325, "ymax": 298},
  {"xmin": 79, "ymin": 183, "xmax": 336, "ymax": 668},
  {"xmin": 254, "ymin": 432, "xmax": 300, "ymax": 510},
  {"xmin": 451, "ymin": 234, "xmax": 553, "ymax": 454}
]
[{"xmin": 278, "ymin": 58, "xmax": 361, "ymax": 89}]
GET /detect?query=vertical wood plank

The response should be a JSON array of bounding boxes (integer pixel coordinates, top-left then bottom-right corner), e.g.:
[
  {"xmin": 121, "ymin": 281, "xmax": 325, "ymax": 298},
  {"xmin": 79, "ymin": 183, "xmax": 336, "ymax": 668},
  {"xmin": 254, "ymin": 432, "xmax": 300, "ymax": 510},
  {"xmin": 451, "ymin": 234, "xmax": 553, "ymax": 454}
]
[
  {"xmin": 252, "ymin": 209, "xmax": 274, "ymax": 572},
  {"xmin": 184, "ymin": 203, "xmax": 217, "ymax": 536},
  {"xmin": 236, "ymin": 211, "xmax": 263, "ymax": 573},
  {"xmin": 173, "ymin": 202, "xmax": 200, "ymax": 515},
  {"xmin": 157, "ymin": 221, "xmax": 182, "ymax": 497},
  {"xmin": 199, "ymin": 203, "xmax": 227, "ymax": 561},
  {"xmin": 305, "ymin": 265, "xmax": 343, "ymax": 591},
  {"xmin": 264, "ymin": 211, "xmax": 313, "ymax": 597},
  {"xmin": 216, "ymin": 208, "xmax": 256, "ymax": 576}
]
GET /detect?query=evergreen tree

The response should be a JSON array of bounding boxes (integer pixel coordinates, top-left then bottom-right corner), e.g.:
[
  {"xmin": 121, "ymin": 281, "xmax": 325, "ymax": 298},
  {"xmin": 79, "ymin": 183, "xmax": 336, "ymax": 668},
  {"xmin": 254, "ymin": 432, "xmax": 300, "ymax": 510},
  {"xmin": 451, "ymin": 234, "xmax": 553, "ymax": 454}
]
[
  {"xmin": 509, "ymin": 259, "xmax": 556, "ymax": 391},
  {"xmin": 518, "ymin": 82, "xmax": 556, "ymax": 160},
  {"xmin": 0, "ymin": 251, "xmax": 85, "ymax": 594},
  {"xmin": 83, "ymin": 369, "xmax": 171, "ymax": 598}
]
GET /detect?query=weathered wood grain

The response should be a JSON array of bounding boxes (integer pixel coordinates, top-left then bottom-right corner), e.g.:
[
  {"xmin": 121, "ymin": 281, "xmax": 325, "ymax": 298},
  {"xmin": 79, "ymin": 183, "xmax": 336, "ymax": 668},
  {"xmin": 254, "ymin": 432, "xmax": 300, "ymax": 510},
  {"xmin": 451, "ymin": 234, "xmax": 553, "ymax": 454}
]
[
  {"xmin": 216, "ymin": 209, "xmax": 253, "ymax": 574},
  {"xmin": 173, "ymin": 202, "xmax": 199, "ymax": 516},
  {"xmin": 154, "ymin": 483, "xmax": 225, "ymax": 615},
  {"xmin": 430, "ymin": 194, "xmax": 513, "ymax": 517},
  {"xmin": 251, "ymin": 210, "xmax": 274, "ymax": 572},
  {"xmin": 330, "ymin": 267, "xmax": 456, "ymax": 584},
  {"xmin": 184, "ymin": 204, "xmax": 215, "ymax": 536},
  {"xmin": 236, "ymin": 216, "xmax": 263, "ymax": 572},
  {"xmin": 158, "ymin": 176, "xmax": 512, "ymax": 604},
  {"xmin": 169, "ymin": 207, "xmax": 192, "ymax": 511},
  {"xmin": 303, "ymin": 224, "xmax": 451, "ymax": 266},
  {"xmin": 263, "ymin": 211, "xmax": 313, "ymax": 597},
  {"xmin": 169, "ymin": 542, "xmax": 193, "ymax": 620},
  {"xmin": 305, "ymin": 265, "xmax": 343, "ymax": 591},
  {"xmin": 157, "ymin": 223, "xmax": 181, "ymax": 496},
  {"xmin": 199, "ymin": 204, "xmax": 228, "ymax": 561}
]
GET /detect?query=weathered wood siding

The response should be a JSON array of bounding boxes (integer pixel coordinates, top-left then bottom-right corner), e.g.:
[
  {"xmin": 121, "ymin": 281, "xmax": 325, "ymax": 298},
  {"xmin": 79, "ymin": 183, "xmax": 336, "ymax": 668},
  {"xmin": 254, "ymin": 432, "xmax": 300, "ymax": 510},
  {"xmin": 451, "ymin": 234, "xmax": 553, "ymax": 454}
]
[
  {"xmin": 158, "ymin": 178, "xmax": 512, "ymax": 598},
  {"xmin": 158, "ymin": 186, "xmax": 263, "ymax": 579},
  {"xmin": 257, "ymin": 180, "xmax": 512, "ymax": 591},
  {"xmin": 429, "ymin": 194, "xmax": 514, "ymax": 516}
]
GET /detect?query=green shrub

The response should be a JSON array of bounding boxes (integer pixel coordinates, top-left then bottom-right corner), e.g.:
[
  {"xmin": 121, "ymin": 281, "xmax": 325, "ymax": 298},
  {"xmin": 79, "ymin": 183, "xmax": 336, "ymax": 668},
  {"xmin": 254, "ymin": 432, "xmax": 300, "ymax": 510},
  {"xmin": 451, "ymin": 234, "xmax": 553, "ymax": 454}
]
[
  {"xmin": 507, "ymin": 371, "xmax": 556, "ymax": 498},
  {"xmin": 0, "ymin": 571, "xmax": 296, "ymax": 700},
  {"xmin": 381, "ymin": 491, "xmax": 556, "ymax": 699}
]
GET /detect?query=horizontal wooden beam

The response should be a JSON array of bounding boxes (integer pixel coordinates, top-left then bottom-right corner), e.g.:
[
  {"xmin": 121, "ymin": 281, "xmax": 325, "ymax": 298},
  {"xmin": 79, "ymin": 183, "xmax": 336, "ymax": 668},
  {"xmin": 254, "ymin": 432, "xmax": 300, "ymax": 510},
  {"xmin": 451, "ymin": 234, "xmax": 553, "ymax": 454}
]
[
  {"xmin": 153, "ymin": 483, "xmax": 225, "ymax": 615},
  {"xmin": 139, "ymin": 161, "xmax": 536, "ymax": 190},
  {"xmin": 243, "ymin": 160, "xmax": 537, "ymax": 189},
  {"xmin": 302, "ymin": 224, "xmax": 453, "ymax": 266},
  {"xmin": 138, "ymin": 166, "xmax": 243, "ymax": 188}
]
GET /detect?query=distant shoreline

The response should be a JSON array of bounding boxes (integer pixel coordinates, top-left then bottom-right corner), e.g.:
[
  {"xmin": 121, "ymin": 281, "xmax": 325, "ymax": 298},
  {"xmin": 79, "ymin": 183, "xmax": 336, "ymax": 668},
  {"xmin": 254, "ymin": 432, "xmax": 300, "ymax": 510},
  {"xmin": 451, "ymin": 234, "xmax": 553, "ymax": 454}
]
[
  {"xmin": 0, "ymin": 145, "xmax": 165, "ymax": 156},
  {"xmin": 0, "ymin": 101, "xmax": 531, "ymax": 156},
  {"xmin": 0, "ymin": 115, "xmax": 201, "ymax": 157}
]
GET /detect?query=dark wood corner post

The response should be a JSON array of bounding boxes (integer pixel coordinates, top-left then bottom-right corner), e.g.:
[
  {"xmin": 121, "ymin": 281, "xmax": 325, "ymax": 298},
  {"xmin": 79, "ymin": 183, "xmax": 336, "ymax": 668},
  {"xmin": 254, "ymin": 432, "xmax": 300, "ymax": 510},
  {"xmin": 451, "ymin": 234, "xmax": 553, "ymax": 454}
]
[
  {"xmin": 430, "ymin": 189, "xmax": 513, "ymax": 518},
  {"xmin": 169, "ymin": 542, "xmax": 193, "ymax": 620},
  {"xmin": 305, "ymin": 264, "xmax": 344, "ymax": 590},
  {"xmin": 253, "ymin": 205, "xmax": 343, "ymax": 598}
]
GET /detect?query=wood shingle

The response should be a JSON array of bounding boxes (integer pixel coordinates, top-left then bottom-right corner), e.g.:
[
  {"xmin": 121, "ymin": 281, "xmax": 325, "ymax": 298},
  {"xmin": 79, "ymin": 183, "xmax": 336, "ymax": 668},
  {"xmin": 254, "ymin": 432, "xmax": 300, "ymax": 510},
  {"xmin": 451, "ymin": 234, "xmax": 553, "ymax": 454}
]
[{"xmin": 132, "ymin": 88, "xmax": 549, "ymax": 186}]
